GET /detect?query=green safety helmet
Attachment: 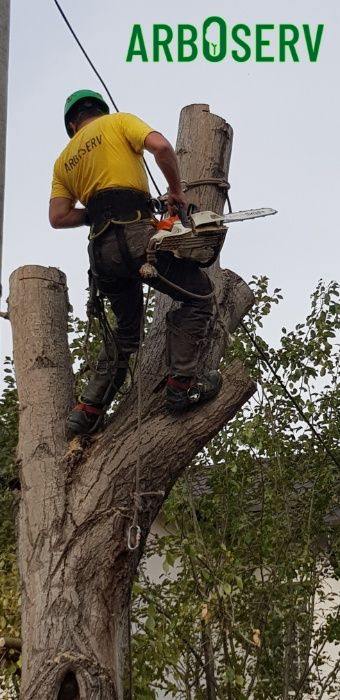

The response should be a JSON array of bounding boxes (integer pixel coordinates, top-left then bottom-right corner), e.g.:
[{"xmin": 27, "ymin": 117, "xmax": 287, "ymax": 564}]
[{"xmin": 64, "ymin": 89, "xmax": 110, "ymax": 137}]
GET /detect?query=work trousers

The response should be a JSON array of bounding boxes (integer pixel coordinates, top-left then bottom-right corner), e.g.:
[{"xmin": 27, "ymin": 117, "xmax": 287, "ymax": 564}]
[{"xmin": 83, "ymin": 219, "xmax": 213, "ymax": 406}]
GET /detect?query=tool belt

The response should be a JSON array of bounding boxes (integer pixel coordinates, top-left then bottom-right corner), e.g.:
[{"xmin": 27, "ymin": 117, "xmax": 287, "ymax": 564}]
[
  {"xmin": 87, "ymin": 187, "xmax": 153, "ymax": 236},
  {"xmin": 87, "ymin": 188, "xmax": 154, "ymax": 277}
]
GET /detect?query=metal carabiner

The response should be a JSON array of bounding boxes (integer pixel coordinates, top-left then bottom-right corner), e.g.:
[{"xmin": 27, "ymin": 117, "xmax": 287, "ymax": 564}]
[
  {"xmin": 150, "ymin": 196, "xmax": 168, "ymax": 216},
  {"xmin": 127, "ymin": 524, "xmax": 141, "ymax": 551}
]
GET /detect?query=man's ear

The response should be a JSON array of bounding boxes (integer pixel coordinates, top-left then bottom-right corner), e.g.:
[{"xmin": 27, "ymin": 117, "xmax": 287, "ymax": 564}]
[{"xmin": 68, "ymin": 120, "xmax": 76, "ymax": 136}]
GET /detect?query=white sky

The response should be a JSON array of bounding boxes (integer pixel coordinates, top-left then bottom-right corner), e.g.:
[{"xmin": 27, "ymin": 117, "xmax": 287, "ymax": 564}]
[{"xmin": 1, "ymin": 0, "xmax": 339, "ymax": 370}]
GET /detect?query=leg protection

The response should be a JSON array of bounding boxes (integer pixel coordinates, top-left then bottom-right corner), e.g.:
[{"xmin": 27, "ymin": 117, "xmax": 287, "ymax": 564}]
[
  {"xmin": 82, "ymin": 346, "xmax": 130, "ymax": 407},
  {"xmin": 165, "ymin": 309, "xmax": 207, "ymax": 378}
]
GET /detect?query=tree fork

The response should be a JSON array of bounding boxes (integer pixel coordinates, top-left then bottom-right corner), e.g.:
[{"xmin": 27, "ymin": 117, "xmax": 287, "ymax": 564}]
[{"xmin": 8, "ymin": 105, "xmax": 256, "ymax": 699}]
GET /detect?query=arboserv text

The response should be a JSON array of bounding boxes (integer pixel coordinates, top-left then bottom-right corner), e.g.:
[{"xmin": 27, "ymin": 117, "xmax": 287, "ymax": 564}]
[{"xmin": 126, "ymin": 20, "xmax": 324, "ymax": 63}]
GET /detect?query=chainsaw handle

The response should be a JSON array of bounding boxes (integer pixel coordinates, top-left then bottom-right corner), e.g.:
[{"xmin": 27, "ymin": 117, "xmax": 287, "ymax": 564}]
[{"xmin": 176, "ymin": 204, "xmax": 190, "ymax": 227}]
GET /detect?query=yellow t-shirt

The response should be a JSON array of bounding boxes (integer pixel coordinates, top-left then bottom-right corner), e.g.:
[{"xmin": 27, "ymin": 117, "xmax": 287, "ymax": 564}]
[{"xmin": 50, "ymin": 112, "xmax": 155, "ymax": 205}]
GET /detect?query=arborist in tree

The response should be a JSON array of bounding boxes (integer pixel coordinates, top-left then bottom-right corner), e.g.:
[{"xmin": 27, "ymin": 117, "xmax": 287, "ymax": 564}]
[{"xmin": 49, "ymin": 89, "xmax": 222, "ymax": 435}]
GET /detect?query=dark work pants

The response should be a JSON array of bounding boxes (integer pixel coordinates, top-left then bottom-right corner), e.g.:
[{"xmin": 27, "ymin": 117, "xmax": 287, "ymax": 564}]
[{"xmin": 82, "ymin": 219, "xmax": 213, "ymax": 405}]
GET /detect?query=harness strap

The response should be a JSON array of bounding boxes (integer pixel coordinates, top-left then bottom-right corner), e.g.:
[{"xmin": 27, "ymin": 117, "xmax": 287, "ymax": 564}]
[
  {"xmin": 89, "ymin": 211, "xmax": 144, "ymax": 241},
  {"xmin": 73, "ymin": 403, "xmax": 104, "ymax": 415},
  {"xmin": 87, "ymin": 187, "xmax": 152, "ymax": 229},
  {"xmin": 167, "ymin": 376, "xmax": 191, "ymax": 390}
]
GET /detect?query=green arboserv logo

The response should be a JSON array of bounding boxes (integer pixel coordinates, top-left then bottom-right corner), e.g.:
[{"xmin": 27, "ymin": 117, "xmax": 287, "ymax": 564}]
[{"xmin": 126, "ymin": 18, "xmax": 324, "ymax": 63}]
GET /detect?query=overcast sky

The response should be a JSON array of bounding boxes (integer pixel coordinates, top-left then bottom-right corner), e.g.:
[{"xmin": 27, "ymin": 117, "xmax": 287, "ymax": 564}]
[{"xmin": 1, "ymin": 0, "xmax": 339, "ymax": 373}]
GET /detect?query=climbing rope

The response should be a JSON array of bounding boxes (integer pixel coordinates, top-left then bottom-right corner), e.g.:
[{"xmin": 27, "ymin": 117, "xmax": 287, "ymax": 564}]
[
  {"xmin": 126, "ymin": 289, "xmax": 165, "ymax": 553},
  {"xmin": 181, "ymin": 178, "xmax": 230, "ymax": 192},
  {"xmin": 127, "ymin": 310, "xmax": 144, "ymax": 552},
  {"xmin": 181, "ymin": 177, "xmax": 232, "ymax": 214}
]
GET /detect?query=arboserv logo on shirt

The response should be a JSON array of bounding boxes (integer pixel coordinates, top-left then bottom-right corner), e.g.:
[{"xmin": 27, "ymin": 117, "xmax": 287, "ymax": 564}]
[
  {"xmin": 125, "ymin": 19, "xmax": 325, "ymax": 63},
  {"xmin": 64, "ymin": 135, "xmax": 102, "ymax": 173}
]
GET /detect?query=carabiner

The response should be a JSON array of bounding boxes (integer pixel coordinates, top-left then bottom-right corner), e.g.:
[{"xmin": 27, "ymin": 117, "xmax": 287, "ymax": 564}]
[{"xmin": 127, "ymin": 524, "xmax": 141, "ymax": 551}]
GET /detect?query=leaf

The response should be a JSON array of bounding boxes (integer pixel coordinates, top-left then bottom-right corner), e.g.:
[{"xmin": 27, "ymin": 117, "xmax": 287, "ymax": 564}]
[{"xmin": 235, "ymin": 575, "xmax": 243, "ymax": 591}]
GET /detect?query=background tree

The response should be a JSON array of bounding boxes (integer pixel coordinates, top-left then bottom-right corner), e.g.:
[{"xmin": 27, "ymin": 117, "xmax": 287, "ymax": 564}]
[{"xmin": 0, "ymin": 358, "xmax": 20, "ymax": 699}]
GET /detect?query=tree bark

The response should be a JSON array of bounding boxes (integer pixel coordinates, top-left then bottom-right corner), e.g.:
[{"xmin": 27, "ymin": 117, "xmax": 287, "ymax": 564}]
[{"xmin": 9, "ymin": 105, "xmax": 256, "ymax": 699}]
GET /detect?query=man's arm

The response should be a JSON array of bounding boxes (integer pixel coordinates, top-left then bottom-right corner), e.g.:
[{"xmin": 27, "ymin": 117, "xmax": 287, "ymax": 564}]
[
  {"xmin": 49, "ymin": 197, "xmax": 88, "ymax": 229},
  {"xmin": 144, "ymin": 132, "xmax": 186, "ymax": 213}
]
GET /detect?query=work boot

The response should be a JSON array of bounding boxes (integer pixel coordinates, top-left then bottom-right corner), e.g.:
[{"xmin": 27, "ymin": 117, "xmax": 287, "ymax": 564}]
[
  {"xmin": 81, "ymin": 354, "xmax": 130, "ymax": 407},
  {"xmin": 67, "ymin": 355, "xmax": 131, "ymax": 436},
  {"xmin": 66, "ymin": 402, "xmax": 105, "ymax": 436},
  {"xmin": 166, "ymin": 370, "xmax": 222, "ymax": 414}
]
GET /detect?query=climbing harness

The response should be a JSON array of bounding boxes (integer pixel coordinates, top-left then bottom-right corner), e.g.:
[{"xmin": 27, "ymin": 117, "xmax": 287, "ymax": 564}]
[{"xmin": 86, "ymin": 187, "xmax": 154, "ymax": 231}]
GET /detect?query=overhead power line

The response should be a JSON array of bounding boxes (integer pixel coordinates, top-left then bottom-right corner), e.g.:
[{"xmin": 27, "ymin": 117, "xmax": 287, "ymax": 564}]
[{"xmin": 52, "ymin": 0, "xmax": 162, "ymax": 196}]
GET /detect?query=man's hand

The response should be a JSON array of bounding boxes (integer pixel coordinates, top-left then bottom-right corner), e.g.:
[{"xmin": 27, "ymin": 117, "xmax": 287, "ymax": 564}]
[{"xmin": 167, "ymin": 191, "xmax": 186, "ymax": 216}]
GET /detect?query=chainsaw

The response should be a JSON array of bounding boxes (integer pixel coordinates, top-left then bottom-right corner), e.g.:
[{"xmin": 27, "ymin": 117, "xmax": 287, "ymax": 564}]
[{"xmin": 146, "ymin": 207, "xmax": 277, "ymax": 268}]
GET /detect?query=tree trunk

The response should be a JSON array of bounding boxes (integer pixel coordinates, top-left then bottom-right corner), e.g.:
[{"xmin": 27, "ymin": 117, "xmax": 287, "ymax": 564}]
[{"xmin": 9, "ymin": 105, "xmax": 256, "ymax": 699}]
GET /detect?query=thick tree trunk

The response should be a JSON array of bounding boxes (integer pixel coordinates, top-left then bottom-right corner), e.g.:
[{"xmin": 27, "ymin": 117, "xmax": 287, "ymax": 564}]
[{"xmin": 9, "ymin": 106, "xmax": 256, "ymax": 699}]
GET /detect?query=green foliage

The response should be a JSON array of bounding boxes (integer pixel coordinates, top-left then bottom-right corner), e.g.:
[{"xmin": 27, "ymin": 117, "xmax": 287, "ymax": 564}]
[
  {"xmin": 0, "ymin": 357, "xmax": 18, "ymax": 555},
  {"xmin": 0, "ymin": 359, "xmax": 20, "ymax": 697},
  {"xmin": 1, "ymin": 279, "xmax": 340, "ymax": 698},
  {"xmin": 0, "ymin": 554, "xmax": 21, "ymax": 697},
  {"xmin": 132, "ymin": 278, "xmax": 340, "ymax": 699},
  {"xmin": 0, "ymin": 357, "xmax": 18, "ymax": 479}
]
